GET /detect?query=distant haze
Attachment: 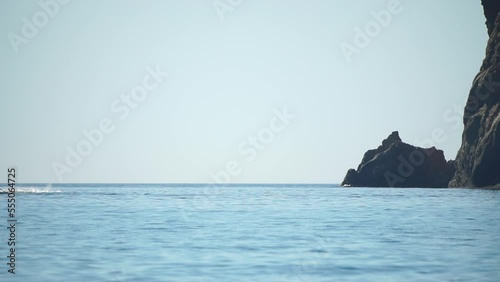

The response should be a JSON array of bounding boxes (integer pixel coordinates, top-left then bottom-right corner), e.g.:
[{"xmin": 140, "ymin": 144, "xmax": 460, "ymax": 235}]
[{"xmin": 0, "ymin": 0, "xmax": 488, "ymax": 183}]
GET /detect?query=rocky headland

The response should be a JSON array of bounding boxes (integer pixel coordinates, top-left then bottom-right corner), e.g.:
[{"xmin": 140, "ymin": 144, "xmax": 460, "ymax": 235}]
[{"xmin": 343, "ymin": 0, "xmax": 500, "ymax": 188}]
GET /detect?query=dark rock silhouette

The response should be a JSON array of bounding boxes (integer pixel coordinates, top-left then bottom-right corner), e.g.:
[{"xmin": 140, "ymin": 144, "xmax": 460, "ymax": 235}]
[
  {"xmin": 449, "ymin": 0, "xmax": 500, "ymax": 188},
  {"xmin": 342, "ymin": 131, "xmax": 455, "ymax": 188}
]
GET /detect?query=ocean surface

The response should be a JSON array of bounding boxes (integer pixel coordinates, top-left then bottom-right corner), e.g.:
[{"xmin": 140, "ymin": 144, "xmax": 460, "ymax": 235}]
[{"xmin": 0, "ymin": 184, "xmax": 499, "ymax": 282}]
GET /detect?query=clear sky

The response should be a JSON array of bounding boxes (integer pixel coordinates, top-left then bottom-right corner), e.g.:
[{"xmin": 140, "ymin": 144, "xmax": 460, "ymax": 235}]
[{"xmin": 0, "ymin": 0, "xmax": 489, "ymax": 183}]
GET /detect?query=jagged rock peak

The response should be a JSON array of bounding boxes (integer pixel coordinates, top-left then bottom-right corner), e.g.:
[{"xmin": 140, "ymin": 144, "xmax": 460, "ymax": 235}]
[
  {"xmin": 382, "ymin": 131, "xmax": 401, "ymax": 148},
  {"xmin": 342, "ymin": 131, "xmax": 455, "ymax": 188}
]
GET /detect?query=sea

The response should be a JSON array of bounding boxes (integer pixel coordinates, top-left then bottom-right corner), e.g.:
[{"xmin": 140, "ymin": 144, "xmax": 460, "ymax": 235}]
[{"xmin": 0, "ymin": 183, "xmax": 499, "ymax": 282}]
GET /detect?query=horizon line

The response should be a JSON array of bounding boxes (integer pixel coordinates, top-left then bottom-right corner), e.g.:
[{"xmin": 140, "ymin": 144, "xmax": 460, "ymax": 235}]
[{"xmin": 11, "ymin": 182, "xmax": 341, "ymax": 185}]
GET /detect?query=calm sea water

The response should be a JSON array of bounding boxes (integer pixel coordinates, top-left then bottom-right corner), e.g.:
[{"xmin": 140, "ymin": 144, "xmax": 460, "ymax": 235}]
[{"xmin": 0, "ymin": 184, "xmax": 499, "ymax": 282}]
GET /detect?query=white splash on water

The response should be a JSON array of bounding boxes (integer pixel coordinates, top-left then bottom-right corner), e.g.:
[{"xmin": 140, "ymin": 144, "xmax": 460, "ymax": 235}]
[{"xmin": 0, "ymin": 184, "xmax": 62, "ymax": 194}]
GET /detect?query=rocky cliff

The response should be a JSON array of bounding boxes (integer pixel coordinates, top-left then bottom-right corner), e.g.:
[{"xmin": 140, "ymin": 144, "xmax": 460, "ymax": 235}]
[
  {"xmin": 343, "ymin": 1, "xmax": 500, "ymax": 188},
  {"xmin": 449, "ymin": 0, "xmax": 500, "ymax": 188},
  {"xmin": 342, "ymin": 132, "xmax": 455, "ymax": 188}
]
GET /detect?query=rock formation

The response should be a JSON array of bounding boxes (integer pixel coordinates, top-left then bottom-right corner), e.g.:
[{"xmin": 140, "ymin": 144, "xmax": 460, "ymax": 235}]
[
  {"xmin": 343, "ymin": 1, "xmax": 500, "ymax": 188},
  {"xmin": 449, "ymin": 0, "xmax": 500, "ymax": 188},
  {"xmin": 341, "ymin": 131, "xmax": 455, "ymax": 188}
]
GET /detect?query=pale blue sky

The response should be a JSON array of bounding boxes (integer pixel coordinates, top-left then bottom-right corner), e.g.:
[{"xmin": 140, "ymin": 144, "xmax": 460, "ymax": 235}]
[{"xmin": 0, "ymin": 0, "xmax": 488, "ymax": 183}]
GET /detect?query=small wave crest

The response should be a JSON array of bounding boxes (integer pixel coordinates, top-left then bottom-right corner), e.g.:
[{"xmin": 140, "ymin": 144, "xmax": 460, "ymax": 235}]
[{"xmin": 0, "ymin": 184, "xmax": 61, "ymax": 194}]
